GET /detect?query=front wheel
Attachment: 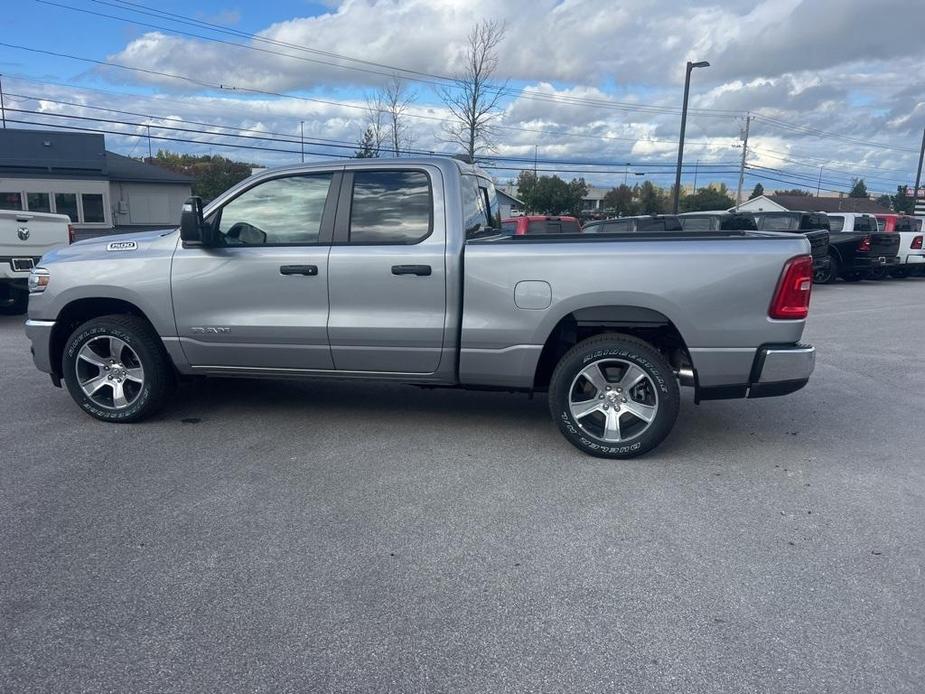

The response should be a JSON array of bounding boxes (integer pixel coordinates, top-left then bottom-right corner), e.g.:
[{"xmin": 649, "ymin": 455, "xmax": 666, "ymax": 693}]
[
  {"xmin": 548, "ymin": 334, "xmax": 680, "ymax": 459},
  {"xmin": 62, "ymin": 314, "xmax": 174, "ymax": 422},
  {"xmin": 842, "ymin": 271, "xmax": 864, "ymax": 282}
]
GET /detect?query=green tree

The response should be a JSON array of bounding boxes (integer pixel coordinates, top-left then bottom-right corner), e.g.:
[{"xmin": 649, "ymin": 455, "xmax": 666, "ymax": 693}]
[
  {"xmin": 848, "ymin": 178, "xmax": 868, "ymax": 198},
  {"xmin": 749, "ymin": 182, "xmax": 764, "ymax": 199},
  {"xmin": 680, "ymin": 183, "xmax": 736, "ymax": 212},
  {"xmin": 636, "ymin": 180, "xmax": 668, "ymax": 214},
  {"xmin": 876, "ymin": 194, "xmax": 892, "ymax": 210},
  {"xmin": 776, "ymin": 188, "xmax": 811, "ymax": 196},
  {"xmin": 892, "ymin": 185, "xmax": 915, "ymax": 214},
  {"xmin": 354, "ymin": 127, "xmax": 380, "ymax": 158},
  {"xmin": 153, "ymin": 151, "xmax": 255, "ymax": 202},
  {"xmin": 602, "ymin": 185, "xmax": 636, "ymax": 216},
  {"xmin": 516, "ymin": 171, "xmax": 587, "ymax": 215}
]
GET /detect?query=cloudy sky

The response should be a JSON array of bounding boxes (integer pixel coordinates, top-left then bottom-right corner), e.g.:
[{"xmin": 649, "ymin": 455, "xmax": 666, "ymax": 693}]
[{"xmin": 3, "ymin": 0, "xmax": 924, "ymax": 195}]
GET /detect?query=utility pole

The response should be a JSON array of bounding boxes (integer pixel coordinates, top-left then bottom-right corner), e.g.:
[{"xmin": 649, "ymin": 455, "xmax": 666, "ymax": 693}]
[
  {"xmin": 735, "ymin": 114, "xmax": 752, "ymax": 210},
  {"xmin": 692, "ymin": 160, "xmax": 700, "ymax": 191},
  {"xmin": 0, "ymin": 74, "xmax": 6, "ymax": 128},
  {"xmin": 816, "ymin": 165, "xmax": 824, "ymax": 196},
  {"xmin": 146, "ymin": 124, "xmax": 153, "ymax": 161},
  {"xmin": 300, "ymin": 121, "xmax": 305, "ymax": 163},
  {"xmin": 914, "ymin": 127, "xmax": 925, "ymax": 203},
  {"xmin": 623, "ymin": 163, "xmax": 630, "ymax": 186}
]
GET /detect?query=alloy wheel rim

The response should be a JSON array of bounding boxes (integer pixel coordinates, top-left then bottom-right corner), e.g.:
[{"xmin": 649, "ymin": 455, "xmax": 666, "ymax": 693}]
[
  {"xmin": 76, "ymin": 335, "xmax": 145, "ymax": 410},
  {"xmin": 568, "ymin": 358, "xmax": 659, "ymax": 443}
]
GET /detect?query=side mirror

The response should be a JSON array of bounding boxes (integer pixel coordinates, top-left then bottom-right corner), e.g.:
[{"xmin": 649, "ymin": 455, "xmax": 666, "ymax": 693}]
[{"xmin": 180, "ymin": 196, "xmax": 210, "ymax": 245}]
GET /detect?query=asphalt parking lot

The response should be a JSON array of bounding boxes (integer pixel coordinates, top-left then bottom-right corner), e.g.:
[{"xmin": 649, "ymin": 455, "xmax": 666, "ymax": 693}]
[{"xmin": 2, "ymin": 279, "xmax": 924, "ymax": 693}]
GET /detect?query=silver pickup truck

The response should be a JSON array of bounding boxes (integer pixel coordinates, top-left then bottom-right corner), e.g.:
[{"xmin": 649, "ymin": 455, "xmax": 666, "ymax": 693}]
[{"xmin": 25, "ymin": 158, "xmax": 815, "ymax": 458}]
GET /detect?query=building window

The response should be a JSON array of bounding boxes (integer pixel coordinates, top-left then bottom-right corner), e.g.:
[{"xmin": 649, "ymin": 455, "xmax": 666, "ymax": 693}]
[
  {"xmin": 81, "ymin": 193, "xmax": 106, "ymax": 223},
  {"xmin": 54, "ymin": 193, "xmax": 79, "ymax": 222},
  {"xmin": 0, "ymin": 192, "xmax": 23, "ymax": 210},
  {"xmin": 26, "ymin": 193, "xmax": 51, "ymax": 213}
]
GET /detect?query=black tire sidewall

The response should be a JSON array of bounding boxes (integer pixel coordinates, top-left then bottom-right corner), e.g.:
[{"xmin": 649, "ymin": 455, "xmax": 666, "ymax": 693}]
[
  {"xmin": 549, "ymin": 337, "xmax": 680, "ymax": 459},
  {"xmin": 62, "ymin": 319, "xmax": 166, "ymax": 422},
  {"xmin": 819, "ymin": 255, "xmax": 838, "ymax": 284}
]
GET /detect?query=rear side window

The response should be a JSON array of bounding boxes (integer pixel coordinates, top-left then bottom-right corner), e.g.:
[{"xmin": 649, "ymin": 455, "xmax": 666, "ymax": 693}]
[
  {"xmin": 350, "ymin": 170, "xmax": 432, "ymax": 244},
  {"xmin": 855, "ymin": 216, "xmax": 877, "ymax": 232},
  {"xmin": 604, "ymin": 220, "xmax": 633, "ymax": 232},
  {"xmin": 828, "ymin": 216, "xmax": 845, "ymax": 231},
  {"xmin": 501, "ymin": 221, "xmax": 517, "ymax": 235},
  {"xmin": 560, "ymin": 219, "xmax": 580, "ymax": 234},
  {"xmin": 722, "ymin": 215, "xmax": 757, "ymax": 231},
  {"xmin": 894, "ymin": 217, "xmax": 914, "ymax": 232}
]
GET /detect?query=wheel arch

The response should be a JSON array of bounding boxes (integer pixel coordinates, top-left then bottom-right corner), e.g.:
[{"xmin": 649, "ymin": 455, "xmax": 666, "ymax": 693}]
[
  {"xmin": 532, "ymin": 304, "xmax": 692, "ymax": 391},
  {"xmin": 49, "ymin": 297, "xmax": 153, "ymax": 379}
]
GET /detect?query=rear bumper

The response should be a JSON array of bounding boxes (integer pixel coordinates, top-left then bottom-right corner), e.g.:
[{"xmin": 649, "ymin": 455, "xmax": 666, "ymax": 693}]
[
  {"xmin": 902, "ymin": 253, "xmax": 925, "ymax": 266},
  {"xmin": 25, "ymin": 318, "xmax": 56, "ymax": 375},
  {"xmin": 697, "ymin": 344, "xmax": 815, "ymax": 401},
  {"xmin": 850, "ymin": 255, "xmax": 899, "ymax": 271}
]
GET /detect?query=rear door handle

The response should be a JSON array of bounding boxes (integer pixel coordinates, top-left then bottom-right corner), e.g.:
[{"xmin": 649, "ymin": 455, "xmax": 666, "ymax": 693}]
[
  {"xmin": 391, "ymin": 264, "xmax": 432, "ymax": 276},
  {"xmin": 280, "ymin": 264, "xmax": 318, "ymax": 276}
]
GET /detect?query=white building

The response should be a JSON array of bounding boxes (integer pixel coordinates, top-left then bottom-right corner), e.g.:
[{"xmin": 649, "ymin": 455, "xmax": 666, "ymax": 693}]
[{"xmin": 0, "ymin": 128, "xmax": 192, "ymax": 239}]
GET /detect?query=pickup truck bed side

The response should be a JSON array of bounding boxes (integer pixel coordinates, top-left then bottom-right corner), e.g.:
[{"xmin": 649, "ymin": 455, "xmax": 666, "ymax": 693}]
[{"xmin": 460, "ymin": 233, "xmax": 807, "ymax": 389}]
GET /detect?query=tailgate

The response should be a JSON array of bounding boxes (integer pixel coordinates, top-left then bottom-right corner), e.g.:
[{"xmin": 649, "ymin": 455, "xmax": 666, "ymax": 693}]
[
  {"xmin": 0, "ymin": 211, "xmax": 70, "ymax": 260},
  {"xmin": 869, "ymin": 232, "xmax": 900, "ymax": 256},
  {"xmin": 803, "ymin": 230, "xmax": 830, "ymax": 260}
]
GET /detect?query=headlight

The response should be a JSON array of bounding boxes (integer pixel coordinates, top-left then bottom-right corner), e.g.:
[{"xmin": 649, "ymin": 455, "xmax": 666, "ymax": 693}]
[{"xmin": 28, "ymin": 267, "xmax": 50, "ymax": 293}]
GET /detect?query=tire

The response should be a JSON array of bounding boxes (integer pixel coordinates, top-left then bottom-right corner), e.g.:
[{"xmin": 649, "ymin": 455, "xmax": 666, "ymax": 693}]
[
  {"xmin": 0, "ymin": 287, "xmax": 28, "ymax": 315},
  {"xmin": 815, "ymin": 254, "xmax": 838, "ymax": 284},
  {"xmin": 62, "ymin": 314, "xmax": 173, "ymax": 422},
  {"xmin": 889, "ymin": 267, "xmax": 909, "ymax": 279},
  {"xmin": 867, "ymin": 267, "xmax": 888, "ymax": 281},
  {"xmin": 842, "ymin": 271, "xmax": 864, "ymax": 282},
  {"xmin": 548, "ymin": 334, "xmax": 680, "ymax": 459}
]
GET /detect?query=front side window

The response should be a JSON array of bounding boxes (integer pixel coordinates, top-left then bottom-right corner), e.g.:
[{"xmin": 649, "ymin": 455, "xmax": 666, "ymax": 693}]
[
  {"xmin": 349, "ymin": 170, "xmax": 432, "ymax": 244},
  {"xmin": 81, "ymin": 194, "xmax": 106, "ymax": 223},
  {"xmin": 54, "ymin": 193, "xmax": 78, "ymax": 222},
  {"xmin": 215, "ymin": 174, "xmax": 332, "ymax": 245},
  {"xmin": 0, "ymin": 192, "xmax": 23, "ymax": 210},
  {"xmin": 27, "ymin": 193, "xmax": 51, "ymax": 213}
]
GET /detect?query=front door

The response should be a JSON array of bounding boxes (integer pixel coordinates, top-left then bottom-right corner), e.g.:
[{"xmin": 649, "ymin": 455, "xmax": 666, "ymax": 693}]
[
  {"xmin": 327, "ymin": 167, "xmax": 447, "ymax": 373},
  {"xmin": 171, "ymin": 171, "xmax": 339, "ymax": 370}
]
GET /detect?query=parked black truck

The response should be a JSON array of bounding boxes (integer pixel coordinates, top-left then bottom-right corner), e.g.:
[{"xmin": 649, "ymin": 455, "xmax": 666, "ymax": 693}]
[{"xmin": 751, "ymin": 212, "xmax": 832, "ymax": 281}]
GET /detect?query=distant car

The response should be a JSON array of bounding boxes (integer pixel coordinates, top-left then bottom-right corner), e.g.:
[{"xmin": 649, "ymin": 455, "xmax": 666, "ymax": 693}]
[
  {"xmin": 500, "ymin": 215, "xmax": 581, "ymax": 235},
  {"xmin": 0, "ymin": 208, "xmax": 73, "ymax": 314},
  {"xmin": 827, "ymin": 213, "xmax": 879, "ymax": 233},
  {"xmin": 874, "ymin": 214, "xmax": 901, "ymax": 232},
  {"xmin": 752, "ymin": 212, "xmax": 832, "ymax": 282},
  {"xmin": 889, "ymin": 216, "xmax": 924, "ymax": 278},
  {"xmin": 678, "ymin": 211, "xmax": 758, "ymax": 231},
  {"xmin": 583, "ymin": 215, "xmax": 683, "ymax": 232}
]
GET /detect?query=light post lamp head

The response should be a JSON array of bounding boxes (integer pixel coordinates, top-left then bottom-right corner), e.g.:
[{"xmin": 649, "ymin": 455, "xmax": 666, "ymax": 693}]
[{"xmin": 688, "ymin": 60, "xmax": 710, "ymax": 70}]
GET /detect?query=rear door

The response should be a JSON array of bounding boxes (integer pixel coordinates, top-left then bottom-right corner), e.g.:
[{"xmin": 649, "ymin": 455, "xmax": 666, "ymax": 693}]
[{"xmin": 326, "ymin": 165, "xmax": 447, "ymax": 374}]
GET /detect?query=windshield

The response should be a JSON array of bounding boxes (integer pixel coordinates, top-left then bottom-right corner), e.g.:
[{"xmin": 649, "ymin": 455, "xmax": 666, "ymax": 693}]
[{"xmin": 755, "ymin": 214, "xmax": 800, "ymax": 231}]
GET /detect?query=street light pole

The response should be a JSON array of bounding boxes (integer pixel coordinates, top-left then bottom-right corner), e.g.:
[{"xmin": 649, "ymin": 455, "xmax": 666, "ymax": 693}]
[
  {"xmin": 673, "ymin": 60, "xmax": 710, "ymax": 214},
  {"xmin": 914, "ymin": 127, "xmax": 925, "ymax": 202},
  {"xmin": 816, "ymin": 164, "xmax": 825, "ymax": 196}
]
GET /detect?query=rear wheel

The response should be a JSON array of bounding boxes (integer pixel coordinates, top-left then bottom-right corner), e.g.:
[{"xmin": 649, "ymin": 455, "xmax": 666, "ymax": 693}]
[
  {"xmin": 548, "ymin": 334, "xmax": 680, "ymax": 459},
  {"xmin": 889, "ymin": 267, "xmax": 909, "ymax": 279},
  {"xmin": 814, "ymin": 254, "xmax": 838, "ymax": 284},
  {"xmin": 842, "ymin": 271, "xmax": 864, "ymax": 282},
  {"xmin": 62, "ymin": 315, "xmax": 173, "ymax": 422},
  {"xmin": 867, "ymin": 267, "xmax": 888, "ymax": 280}
]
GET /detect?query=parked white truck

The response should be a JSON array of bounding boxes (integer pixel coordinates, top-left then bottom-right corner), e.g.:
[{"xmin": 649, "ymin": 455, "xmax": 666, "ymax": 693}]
[{"xmin": 1, "ymin": 209, "xmax": 72, "ymax": 314}]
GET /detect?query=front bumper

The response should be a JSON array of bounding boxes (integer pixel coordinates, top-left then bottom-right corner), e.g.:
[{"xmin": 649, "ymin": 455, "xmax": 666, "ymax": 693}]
[
  {"xmin": 25, "ymin": 318, "xmax": 56, "ymax": 376},
  {"xmin": 748, "ymin": 344, "xmax": 815, "ymax": 398}
]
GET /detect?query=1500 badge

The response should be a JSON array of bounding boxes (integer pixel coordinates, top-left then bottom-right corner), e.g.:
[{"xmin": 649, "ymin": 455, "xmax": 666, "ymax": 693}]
[{"xmin": 107, "ymin": 241, "xmax": 138, "ymax": 251}]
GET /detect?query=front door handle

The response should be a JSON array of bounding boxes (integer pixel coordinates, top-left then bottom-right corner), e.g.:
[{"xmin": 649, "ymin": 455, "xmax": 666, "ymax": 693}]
[
  {"xmin": 280, "ymin": 264, "xmax": 318, "ymax": 276},
  {"xmin": 391, "ymin": 264, "xmax": 432, "ymax": 276}
]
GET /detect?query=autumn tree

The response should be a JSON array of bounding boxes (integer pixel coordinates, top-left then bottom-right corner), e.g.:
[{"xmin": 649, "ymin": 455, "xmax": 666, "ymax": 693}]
[
  {"xmin": 153, "ymin": 151, "xmax": 254, "ymax": 202},
  {"xmin": 602, "ymin": 184, "xmax": 636, "ymax": 216}
]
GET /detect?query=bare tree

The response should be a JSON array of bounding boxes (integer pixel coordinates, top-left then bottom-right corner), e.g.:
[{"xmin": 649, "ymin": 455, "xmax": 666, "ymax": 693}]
[
  {"xmin": 440, "ymin": 19, "xmax": 507, "ymax": 162},
  {"xmin": 363, "ymin": 91, "xmax": 386, "ymax": 156},
  {"xmin": 362, "ymin": 77, "xmax": 415, "ymax": 157}
]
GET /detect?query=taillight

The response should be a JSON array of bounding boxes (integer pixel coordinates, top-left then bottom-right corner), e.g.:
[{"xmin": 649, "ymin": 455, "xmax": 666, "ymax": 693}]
[
  {"xmin": 857, "ymin": 235, "xmax": 871, "ymax": 252},
  {"xmin": 912, "ymin": 235, "xmax": 923, "ymax": 250},
  {"xmin": 67, "ymin": 224, "xmax": 75, "ymax": 244},
  {"xmin": 769, "ymin": 255, "xmax": 813, "ymax": 320}
]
